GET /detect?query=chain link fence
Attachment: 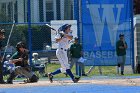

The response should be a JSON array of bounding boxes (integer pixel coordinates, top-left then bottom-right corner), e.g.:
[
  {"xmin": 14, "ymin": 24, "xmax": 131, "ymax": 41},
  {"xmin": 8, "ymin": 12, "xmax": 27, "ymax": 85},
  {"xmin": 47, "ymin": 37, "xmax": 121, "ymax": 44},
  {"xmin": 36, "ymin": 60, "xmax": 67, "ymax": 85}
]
[
  {"xmin": 0, "ymin": 0, "xmax": 79, "ymax": 66},
  {"xmin": 0, "ymin": 0, "xmax": 77, "ymax": 53}
]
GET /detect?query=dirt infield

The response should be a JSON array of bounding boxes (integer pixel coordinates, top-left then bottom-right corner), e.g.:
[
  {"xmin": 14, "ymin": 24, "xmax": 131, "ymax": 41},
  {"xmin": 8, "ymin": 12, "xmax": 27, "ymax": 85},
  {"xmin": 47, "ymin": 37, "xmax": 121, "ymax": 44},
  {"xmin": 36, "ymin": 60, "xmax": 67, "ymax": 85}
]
[{"xmin": 0, "ymin": 77, "xmax": 140, "ymax": 88}]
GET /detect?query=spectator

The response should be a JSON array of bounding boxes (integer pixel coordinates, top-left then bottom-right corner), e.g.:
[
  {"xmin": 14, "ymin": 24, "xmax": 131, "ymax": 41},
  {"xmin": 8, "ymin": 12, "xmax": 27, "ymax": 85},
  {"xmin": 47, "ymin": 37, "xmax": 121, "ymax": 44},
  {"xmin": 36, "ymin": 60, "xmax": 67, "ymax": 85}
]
[
  {"xmin": 4, "ymin": 43, "xmax": 15, "ymax": 55},
  {"xmin": 116, "ymin": 34, "xmax": 127, "ymax": 75},
  {"xmin": 70, "ymin": 37, "xmax": 87, "ymax": 76},
  {"xmin": 32, "ymin": 53, "xmax": 45, "ymax": 74}
]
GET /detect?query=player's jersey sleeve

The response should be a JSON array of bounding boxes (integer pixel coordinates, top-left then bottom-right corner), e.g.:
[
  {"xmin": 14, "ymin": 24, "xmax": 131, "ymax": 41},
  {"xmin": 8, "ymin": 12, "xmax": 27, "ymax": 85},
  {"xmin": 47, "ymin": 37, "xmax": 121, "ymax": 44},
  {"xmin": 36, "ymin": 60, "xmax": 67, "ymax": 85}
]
[
  {"xmin": 55, "ymin": 34, "xmax": 60, "ymax": 39},
  {"xmin": 68, "ymin": 32, "xmax": 73, "ymax": 37}
]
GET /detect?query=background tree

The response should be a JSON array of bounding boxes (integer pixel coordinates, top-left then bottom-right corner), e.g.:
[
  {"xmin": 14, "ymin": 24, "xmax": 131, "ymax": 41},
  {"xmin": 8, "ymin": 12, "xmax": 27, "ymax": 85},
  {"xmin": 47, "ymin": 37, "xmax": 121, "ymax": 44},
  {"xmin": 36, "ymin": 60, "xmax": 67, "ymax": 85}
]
[{"xmin": 134, "ymin": 0, "xmax": 140, "ymax": 15}]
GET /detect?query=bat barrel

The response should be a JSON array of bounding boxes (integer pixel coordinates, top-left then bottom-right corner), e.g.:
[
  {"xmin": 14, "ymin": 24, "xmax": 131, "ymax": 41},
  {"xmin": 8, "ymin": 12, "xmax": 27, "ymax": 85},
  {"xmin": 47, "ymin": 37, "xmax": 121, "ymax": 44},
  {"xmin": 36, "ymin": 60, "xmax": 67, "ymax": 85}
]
[{"xmin": 46, "ymin": 24, "xmax": 56, "ymax": 31}]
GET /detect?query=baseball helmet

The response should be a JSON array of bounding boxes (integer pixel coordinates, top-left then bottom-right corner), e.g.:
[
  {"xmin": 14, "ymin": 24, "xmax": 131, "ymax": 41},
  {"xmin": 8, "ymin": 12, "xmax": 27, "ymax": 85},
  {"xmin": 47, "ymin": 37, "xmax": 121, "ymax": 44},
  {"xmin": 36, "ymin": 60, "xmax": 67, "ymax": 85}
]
[
  {"xmin": 16, "ymin": 41, "xmax": 26, "ymax": 49},
  {"xmin": 58, "ymin": 24, "xmax": 71, "ymax": 32}
]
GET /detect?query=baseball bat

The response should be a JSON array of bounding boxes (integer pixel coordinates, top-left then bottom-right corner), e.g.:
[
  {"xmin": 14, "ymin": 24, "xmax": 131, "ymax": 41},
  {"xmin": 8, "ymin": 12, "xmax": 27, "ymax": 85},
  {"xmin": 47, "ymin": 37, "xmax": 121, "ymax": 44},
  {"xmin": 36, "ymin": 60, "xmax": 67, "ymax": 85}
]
[{"xmin": 46, "ymin": 24, "xmax": 56, "ymax": 31}]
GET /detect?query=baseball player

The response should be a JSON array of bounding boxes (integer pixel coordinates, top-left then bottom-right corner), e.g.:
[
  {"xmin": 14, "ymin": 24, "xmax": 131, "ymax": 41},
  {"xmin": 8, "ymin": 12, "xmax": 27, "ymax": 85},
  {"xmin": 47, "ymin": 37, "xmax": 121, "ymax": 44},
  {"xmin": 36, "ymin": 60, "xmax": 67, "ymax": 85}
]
[
  {"xmin": 48, "ymin": 24, "xmax": 80, "ymax": 83},
  {"xmin": 6, "ymin": 41, "xmax": 39, "ymax": 84},
  {"xmin": 116, "ymin": 34, "xmax": 127, "ymax": 75},
  {"xmin": 0, "ymin": 29, "xmax": 5, "ymax": 84}
]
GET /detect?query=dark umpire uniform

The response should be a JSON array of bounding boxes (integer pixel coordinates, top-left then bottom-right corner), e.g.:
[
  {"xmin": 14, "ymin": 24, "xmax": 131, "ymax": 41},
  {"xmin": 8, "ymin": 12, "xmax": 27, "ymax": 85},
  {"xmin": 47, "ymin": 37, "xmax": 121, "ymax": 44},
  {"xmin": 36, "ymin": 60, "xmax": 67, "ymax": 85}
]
[
  {"xmin": 0, "ymin": 29, "xmax": 5, "ymax": 84},
  {"xmin": 7, "ymin": 41, "xmax": 39, "ymax": 84}
]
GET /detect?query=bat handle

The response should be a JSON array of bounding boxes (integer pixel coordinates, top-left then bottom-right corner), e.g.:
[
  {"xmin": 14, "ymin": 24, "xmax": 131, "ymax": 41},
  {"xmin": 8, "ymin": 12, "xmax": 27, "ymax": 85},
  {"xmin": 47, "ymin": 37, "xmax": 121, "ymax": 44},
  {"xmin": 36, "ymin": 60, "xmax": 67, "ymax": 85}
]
[{"xmin": 51, "ymin": 28, "xmax": 56, "ymax": 31}]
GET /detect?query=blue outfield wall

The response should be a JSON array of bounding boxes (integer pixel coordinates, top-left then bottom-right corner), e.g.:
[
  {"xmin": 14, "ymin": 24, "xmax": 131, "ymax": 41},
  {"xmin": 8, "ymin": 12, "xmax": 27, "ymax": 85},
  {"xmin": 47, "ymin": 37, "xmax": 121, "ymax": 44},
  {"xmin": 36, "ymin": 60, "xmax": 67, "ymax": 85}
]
[{"xmin": 81, "ymin": 0, "xmax": 133, "ymax": 66}]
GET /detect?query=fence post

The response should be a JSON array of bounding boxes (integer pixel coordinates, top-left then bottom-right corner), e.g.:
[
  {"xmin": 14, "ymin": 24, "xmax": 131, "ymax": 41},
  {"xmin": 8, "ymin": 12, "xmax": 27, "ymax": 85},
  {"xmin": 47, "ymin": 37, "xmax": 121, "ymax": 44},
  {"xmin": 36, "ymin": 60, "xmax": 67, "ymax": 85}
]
[
  {"xmin": 131, "ymin": 0, "xmax": 134, "ymax": 73},
  {"xmin": 27, "ymin": 0, "xmax": 32, "ymax": 66}
]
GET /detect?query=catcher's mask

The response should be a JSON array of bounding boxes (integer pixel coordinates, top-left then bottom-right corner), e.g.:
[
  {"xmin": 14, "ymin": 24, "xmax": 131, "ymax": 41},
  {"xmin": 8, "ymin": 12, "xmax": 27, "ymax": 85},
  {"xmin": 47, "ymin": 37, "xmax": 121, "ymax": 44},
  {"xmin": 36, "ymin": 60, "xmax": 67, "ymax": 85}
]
[
  {"xmin": 16, "ymin": 41, "xmax": 26, "ymax": 50},
  {"xmin": 58, "ymin": 24, "xmax": 71, "ymax": 32}
]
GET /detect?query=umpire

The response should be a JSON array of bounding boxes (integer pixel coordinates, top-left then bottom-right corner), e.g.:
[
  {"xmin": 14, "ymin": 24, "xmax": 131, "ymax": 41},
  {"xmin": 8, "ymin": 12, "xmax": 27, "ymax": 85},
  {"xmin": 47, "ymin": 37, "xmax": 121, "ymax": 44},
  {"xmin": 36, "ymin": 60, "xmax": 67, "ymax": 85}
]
[
  {"xmin": 7, "ymin": 41, "xmax": 39, "ymax": 84},
  {"xmin": 0, "ymin": 29, "xmax": 5, "ymax": 84}
]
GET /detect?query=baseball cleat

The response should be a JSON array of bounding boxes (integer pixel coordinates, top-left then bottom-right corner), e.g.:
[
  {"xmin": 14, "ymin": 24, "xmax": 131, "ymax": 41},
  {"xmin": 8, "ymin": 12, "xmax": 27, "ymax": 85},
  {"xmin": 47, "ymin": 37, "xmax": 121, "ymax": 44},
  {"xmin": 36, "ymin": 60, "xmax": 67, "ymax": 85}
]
[
  {"xmin": 0, "ymin": 80, "xmax": 6, "ymax": 84},
  {"xmin": 6, "ymin": 80, "xmax": 13, "ymax": 84},
  {"xmin": 82, "ymin": 74, "xmax": 87, "ymax": 76},
  {"xmin": 73, "ymin": 77, "xmax": 80, "ymax": 83},
  {"xmin": 48, "ymin": 73, "xmax": 53, "ymax": 83},
  {"xmin": 23, "ymin": 79, "xmax": 31, "ymax": 83}
]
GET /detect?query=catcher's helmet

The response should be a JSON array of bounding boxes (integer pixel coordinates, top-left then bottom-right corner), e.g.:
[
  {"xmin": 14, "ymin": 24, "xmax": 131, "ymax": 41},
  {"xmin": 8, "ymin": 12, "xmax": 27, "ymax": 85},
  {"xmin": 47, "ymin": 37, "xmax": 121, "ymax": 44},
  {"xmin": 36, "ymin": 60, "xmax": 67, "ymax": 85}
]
[
  {"xmin": 16, "ymin": 41, "xmax": 26, "ymax": 49},
  {"xmin": 58, "ymin": 24, "xmax": 71, "ymax": 32}
]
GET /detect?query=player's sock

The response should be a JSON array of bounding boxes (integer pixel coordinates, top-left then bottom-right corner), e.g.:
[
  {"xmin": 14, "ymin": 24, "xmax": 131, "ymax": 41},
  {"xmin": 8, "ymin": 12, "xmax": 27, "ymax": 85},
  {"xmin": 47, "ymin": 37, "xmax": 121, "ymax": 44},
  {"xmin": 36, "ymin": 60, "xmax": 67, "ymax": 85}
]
[
  {"xmin": 66, "ymin": 69, "xmax": 74, "ymax": 80},
  {"xmin": 51, "ymin": 69, "xmax": 61, "ymax": 75}
]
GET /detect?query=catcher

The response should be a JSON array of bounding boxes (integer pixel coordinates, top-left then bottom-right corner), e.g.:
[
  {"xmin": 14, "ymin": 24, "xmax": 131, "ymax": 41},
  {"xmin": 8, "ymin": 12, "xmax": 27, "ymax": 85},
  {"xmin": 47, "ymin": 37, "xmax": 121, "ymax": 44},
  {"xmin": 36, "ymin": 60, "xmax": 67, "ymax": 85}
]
[{"xmin": 7, "ymin": 41, "xmax": 39, "ymax": 84}]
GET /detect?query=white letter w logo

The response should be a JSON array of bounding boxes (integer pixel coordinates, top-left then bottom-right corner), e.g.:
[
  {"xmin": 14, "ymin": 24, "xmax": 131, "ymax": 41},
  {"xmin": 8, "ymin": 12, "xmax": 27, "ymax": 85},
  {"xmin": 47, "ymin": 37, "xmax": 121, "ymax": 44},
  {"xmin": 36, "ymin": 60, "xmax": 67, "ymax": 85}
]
[{"xmin": 87, "ymin": 4, "xmax": 124, "ymax": 46}]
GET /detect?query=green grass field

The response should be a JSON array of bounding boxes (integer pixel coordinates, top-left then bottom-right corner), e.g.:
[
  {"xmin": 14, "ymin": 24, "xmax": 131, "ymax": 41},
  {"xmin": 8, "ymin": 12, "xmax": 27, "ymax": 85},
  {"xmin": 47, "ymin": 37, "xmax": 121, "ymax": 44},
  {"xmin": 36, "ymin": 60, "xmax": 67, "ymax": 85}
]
[
  {"xmin": 4, "ymin": 63, "xmax": 140, "ymax": 80},
  {"xmin": 44, "ymin": 63, "xmax": 140, "ymax": 78}
]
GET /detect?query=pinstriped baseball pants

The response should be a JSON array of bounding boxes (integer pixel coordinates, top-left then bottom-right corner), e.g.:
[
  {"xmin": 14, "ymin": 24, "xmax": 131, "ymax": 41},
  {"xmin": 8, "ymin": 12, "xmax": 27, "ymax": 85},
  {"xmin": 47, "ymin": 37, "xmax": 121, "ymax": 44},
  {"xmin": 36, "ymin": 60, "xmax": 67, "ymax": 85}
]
[{"xmin": 56, "ymin": 49, "xmax": 70, "ymax": 73}]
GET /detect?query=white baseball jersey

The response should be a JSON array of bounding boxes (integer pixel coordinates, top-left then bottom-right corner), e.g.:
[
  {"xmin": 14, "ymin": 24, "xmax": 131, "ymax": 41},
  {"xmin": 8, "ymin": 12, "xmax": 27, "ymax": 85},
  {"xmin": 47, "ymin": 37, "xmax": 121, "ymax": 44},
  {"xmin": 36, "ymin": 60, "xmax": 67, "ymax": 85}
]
[
  {"xmin": 55, "ymin": 32, "xmax": 72, "ymax": 49},
  {"xmin": 55, "ymin": 33, "xmax": 72, "ymax": 72}
]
